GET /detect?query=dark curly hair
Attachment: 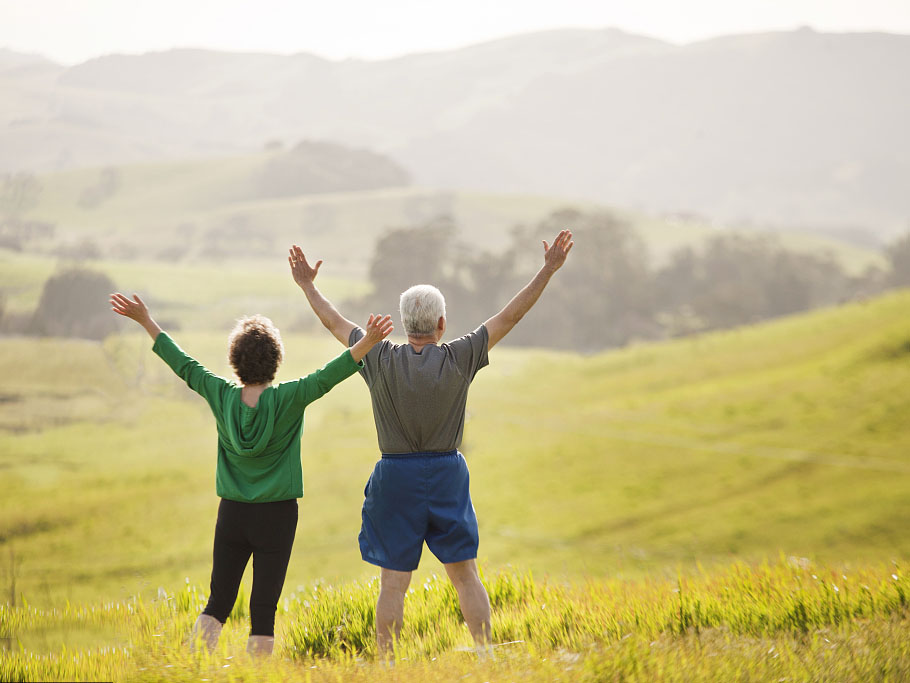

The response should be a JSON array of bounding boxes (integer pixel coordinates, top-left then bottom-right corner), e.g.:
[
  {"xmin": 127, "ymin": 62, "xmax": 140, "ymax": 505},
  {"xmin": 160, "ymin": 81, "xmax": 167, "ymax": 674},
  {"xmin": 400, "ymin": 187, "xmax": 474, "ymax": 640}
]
[{"xmin": 228, "ymin": 315, "xmax": 284, "ymax": 385}]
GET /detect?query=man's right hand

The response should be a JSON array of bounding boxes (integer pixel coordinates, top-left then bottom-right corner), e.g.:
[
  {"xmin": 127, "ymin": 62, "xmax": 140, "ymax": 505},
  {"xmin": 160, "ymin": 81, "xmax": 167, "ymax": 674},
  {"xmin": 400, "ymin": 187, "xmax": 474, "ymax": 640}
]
[{"xmin": 288, "ymin": 245, "xmax": 323, "ymax": 288}]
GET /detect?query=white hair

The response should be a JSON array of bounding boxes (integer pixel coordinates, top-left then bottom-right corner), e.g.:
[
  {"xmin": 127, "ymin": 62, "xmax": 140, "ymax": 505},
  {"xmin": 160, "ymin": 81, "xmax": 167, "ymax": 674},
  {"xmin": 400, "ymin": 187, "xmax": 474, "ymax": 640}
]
[{"xmin": 399, "ymin": 284, "xmax": 446, "ymax": 336}]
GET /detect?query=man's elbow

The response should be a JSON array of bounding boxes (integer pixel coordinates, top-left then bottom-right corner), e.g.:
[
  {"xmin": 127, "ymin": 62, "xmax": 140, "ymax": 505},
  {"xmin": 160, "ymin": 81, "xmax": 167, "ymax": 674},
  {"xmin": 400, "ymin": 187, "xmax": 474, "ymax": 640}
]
[
  {"xmin": 318, "ymin": 315, "xmax": 340, "ymax": 334},
  {"xmin": 503, "ymin": 310, "xmax": 525, "ymax": 328}
]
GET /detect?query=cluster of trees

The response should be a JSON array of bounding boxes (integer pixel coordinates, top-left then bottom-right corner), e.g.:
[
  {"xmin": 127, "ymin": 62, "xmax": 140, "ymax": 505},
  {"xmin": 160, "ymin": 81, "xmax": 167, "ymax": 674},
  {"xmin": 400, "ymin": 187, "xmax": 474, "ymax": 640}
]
[
  {"xmin": 886, "ymin": 232, "xmax": 910, "ymax": 289},
  {"xmin": 256, "ymin": 140, "xmax": 410, "ymax": 199},
  {"xmin": 356, "ymin": 209, "xmax": 909, "ymax": 351},
  {"xmin": 3, "ymin": 207, "xmax": 910, "ymax": 348},
  {"xmin": 0, "ymin": 268, "xmax": 119, "ymax": 340},
  {"xmin": 28, "ymin": 269, "xmax": 119, "ymax": 340}
]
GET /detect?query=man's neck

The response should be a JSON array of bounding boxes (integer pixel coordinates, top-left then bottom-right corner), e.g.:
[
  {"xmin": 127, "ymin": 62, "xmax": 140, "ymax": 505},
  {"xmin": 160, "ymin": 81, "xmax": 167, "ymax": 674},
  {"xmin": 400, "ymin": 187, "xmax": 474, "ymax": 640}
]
[{"xmin": 407, "ymin": 335, "xmax": 438, "ymax": 353}]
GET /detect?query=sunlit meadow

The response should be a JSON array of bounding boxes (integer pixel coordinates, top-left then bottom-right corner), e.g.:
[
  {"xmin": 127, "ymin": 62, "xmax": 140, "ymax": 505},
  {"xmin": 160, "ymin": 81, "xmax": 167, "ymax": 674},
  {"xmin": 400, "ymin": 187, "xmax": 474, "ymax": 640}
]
[{"xmin": 1, "ymin": 267, "xmax": 909, "ymax": 680}]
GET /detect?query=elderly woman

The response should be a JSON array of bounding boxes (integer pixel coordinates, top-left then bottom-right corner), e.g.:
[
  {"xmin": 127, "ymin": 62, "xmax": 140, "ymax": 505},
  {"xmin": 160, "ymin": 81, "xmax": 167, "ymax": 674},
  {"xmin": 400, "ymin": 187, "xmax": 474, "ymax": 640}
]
[
  {"xmin": 110, "ymin": 292, "xmax": 393, "ymax": 655},
  {"xmin": 288, "ymin": 229, "xmax": 573, "ymax": 656}
]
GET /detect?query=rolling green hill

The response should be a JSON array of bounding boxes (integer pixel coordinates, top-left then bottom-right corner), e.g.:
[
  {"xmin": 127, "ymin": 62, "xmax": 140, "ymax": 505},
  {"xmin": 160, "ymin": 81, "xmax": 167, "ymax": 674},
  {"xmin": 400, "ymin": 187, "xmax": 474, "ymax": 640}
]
[
  {"xmin": 17, "ymin": 154, "xmax": 885, "ymax": 283},
  {"xmin": 0, "ymin": 289, "xmax": 908, "ymax": 608}
]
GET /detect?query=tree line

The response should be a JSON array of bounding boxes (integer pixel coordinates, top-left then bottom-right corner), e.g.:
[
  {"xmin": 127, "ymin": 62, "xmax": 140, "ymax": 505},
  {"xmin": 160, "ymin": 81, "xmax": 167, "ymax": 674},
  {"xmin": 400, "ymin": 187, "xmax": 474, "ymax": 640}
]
[
  {"xmin": 3, "ymin": 207, "xmax": 910, "ymax": 347},
  {"xmin": 353, "ymin": 209, "xmax": 910, "ymax": 351}
]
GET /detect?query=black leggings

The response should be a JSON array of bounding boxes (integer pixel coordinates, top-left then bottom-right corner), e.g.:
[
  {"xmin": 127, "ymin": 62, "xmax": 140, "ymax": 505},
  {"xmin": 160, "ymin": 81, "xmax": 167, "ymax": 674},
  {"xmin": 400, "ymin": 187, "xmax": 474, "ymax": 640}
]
[{"xmin": 202, "ymin": 498, "xmax": 297, "ymax": 636}]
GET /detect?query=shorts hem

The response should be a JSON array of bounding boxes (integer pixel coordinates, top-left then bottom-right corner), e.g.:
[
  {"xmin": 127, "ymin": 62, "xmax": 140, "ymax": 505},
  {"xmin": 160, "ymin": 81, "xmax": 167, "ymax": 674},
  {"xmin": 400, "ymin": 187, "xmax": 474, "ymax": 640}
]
[
  {"xmin": 361, "ymin": 553, "xmax": 420, "ymax": 572},
  {"xmin": 431, "ymin": 550, "xmax": 479, "ymax": 565}
]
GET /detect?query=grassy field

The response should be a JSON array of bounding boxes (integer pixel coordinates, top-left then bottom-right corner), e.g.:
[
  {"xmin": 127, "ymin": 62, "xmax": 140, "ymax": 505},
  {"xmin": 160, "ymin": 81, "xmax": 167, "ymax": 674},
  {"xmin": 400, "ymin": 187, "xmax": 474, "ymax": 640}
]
[
  {"xmin": 20, "ymin": 154, "xmax": 885, "ymax": 278},
  {"xmin": 1, "ymin": 285, "xmax": 909, "ymax": 679},
  {"xmin": 2, "ymin": 562, "xmax": 908, "ymax": 681},
  {"xmin": 1, "ymin": 289, "xmax": 908, "ymax": 599}
]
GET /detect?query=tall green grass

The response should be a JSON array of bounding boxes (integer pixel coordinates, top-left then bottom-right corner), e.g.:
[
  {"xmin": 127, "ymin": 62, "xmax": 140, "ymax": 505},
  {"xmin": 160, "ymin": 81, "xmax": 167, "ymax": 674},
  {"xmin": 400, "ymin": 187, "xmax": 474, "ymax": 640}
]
[{"xmin": 2, "ymin": 561, "xmax": 908, "ymax": 681}]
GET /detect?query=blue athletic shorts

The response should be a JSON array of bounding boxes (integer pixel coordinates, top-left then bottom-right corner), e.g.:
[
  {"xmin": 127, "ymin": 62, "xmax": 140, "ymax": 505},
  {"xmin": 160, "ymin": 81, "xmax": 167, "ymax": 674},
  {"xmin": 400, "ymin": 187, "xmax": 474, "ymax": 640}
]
[{"xmin": 359, "ymin": 451, "xmax": 479, "ymax": 572}]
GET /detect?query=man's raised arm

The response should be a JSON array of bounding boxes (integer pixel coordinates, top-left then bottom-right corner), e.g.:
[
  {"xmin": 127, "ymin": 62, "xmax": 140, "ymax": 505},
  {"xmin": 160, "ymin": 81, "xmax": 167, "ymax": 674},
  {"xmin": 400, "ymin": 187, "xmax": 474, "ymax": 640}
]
[
  {"xmin": 483, "ymin": 229, "xmax": 573, "ymax": 350},
  {"xmin": 288, "ymin": 245, "xmax": 357, "ymax": 345}
]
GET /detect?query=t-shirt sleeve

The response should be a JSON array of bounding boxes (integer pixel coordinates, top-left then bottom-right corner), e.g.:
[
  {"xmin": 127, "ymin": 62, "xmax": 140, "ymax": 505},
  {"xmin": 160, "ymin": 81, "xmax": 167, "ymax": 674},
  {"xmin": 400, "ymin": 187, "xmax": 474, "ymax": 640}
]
[
  {"xmin": 152, "ymin": 331, "xmax": 230, "ymax": 406},
  {"xmin": 447, "ymin": 324, "xmax": 490, "ymax": 382},
  {"xmin": 348, "ymin": 326, "xmax": 382, "ymax": 386}
]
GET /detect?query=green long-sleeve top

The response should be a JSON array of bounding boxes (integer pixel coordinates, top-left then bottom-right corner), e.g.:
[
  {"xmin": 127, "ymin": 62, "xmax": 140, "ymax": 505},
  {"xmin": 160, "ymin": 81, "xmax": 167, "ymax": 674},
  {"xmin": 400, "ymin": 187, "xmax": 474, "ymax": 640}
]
[{"xmin": 152, "ymin": 332, "xmax": 361, "ymax": 503}]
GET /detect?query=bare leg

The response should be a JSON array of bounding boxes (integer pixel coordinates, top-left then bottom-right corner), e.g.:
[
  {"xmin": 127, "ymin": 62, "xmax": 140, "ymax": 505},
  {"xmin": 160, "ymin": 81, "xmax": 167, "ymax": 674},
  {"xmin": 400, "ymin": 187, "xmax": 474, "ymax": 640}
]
[
  {"xmin": 444, "ymin": 559, "xmax": 492, "ymax": 650},
  {"xmin": 246, "ymin": 635, "xmax": 274, "ymax": 656},
  {"xmin": 190, "ymin": 613, "xmax": 223, "ymax": 652},
  {"xmin": 376, "ymin": 568, "xmax": 412, "ymax": 658}
]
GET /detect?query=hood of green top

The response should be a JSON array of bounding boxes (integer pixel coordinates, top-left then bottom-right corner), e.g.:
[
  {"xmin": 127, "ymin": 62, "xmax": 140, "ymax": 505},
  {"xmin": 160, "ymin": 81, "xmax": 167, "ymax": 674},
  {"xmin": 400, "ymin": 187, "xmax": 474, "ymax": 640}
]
[{"xmin": 222, "ymin": 387, "xmax": 277, "ymax": 457}]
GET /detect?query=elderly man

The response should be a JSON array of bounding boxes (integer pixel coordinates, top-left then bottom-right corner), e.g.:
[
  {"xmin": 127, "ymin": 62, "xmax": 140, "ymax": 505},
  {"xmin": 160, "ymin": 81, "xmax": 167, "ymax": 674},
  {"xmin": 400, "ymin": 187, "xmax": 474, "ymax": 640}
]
[{"xmin": 289, "ymin": 229, "xmax": 573, "ymax": 656}]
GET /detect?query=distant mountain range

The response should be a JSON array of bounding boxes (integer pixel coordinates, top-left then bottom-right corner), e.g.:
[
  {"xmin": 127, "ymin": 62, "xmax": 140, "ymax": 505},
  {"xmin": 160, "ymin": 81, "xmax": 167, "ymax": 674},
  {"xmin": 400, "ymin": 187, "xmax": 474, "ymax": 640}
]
[{"xmin": 1, "ymin": 28, "xmax": 908, "ymax": 237}]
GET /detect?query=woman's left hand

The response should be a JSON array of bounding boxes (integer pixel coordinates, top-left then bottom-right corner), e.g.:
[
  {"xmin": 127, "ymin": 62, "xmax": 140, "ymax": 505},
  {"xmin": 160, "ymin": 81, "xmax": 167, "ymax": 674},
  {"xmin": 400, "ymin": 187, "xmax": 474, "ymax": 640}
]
[{"xmin": 363, "ymin": 314, "xmax": 394, "ymax": 344}]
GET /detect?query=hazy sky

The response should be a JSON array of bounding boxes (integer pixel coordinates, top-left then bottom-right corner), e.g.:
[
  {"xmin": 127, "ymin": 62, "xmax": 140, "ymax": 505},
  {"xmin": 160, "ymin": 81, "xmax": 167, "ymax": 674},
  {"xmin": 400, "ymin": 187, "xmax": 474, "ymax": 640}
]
[{"xmin": 2, "ymin": 0, "xmax": 909, "ymax": 65}]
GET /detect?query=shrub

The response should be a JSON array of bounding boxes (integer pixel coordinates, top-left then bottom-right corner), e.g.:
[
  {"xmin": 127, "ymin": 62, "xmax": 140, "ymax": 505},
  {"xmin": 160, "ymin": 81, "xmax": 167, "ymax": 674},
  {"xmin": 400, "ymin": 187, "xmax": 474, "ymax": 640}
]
[{"xmin": 30, "ymin": 268, "xmax": 118, "ymax": 340}]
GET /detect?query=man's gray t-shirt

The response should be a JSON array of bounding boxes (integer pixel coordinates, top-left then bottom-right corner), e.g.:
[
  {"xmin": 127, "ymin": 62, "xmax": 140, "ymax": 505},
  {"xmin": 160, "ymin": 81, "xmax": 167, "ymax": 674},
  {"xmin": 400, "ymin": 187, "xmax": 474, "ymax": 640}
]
[{"xmin": 348, "ymin": 325, "xmax": 489, "ymax": 454}]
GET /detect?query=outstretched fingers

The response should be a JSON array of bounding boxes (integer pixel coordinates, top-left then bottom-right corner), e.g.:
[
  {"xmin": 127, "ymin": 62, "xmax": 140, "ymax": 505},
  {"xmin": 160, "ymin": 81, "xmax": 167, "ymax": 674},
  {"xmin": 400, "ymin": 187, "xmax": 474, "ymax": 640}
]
[
  {"xmin": 288, "ymin": 244, "xmax": 322, "ymax": 278},
  {"xmin": 291, "ymin": 245, "xmax": 311, "ymax": 265},
  {"xmin": 110, "ymin": 293, "xmax": 136, "ymax": 318},
  {"xmin": 368, "ymin": 313, "xmax": 394, "ymax": 339},
  {"xmin": 552, "ymin": 230, "xmax": 573, "ymax": 252},
  {"xmin": 544, "ymin": 229, "xmax": 572, "ymax": 252},
  {"xmin": 540, "ymin": 229, "xmax": 574, "ymax": 271},
  {"xmin": 109, "ymin": 292, "xmax": 149, "ymax": 320},
  {"xmin": 109, "ymin": 292, "xmax": 130, "ymax": 315}
]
